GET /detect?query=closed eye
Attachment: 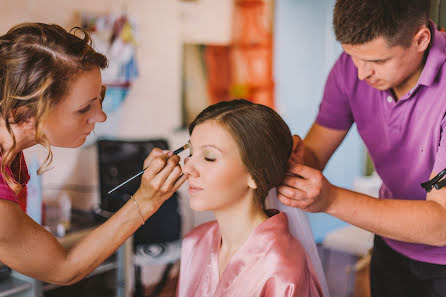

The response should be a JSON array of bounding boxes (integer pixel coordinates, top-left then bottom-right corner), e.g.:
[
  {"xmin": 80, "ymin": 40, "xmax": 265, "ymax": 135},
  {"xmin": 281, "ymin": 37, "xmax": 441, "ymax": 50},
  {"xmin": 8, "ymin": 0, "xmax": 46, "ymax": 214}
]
[
  {"xmin": 78, "ymin": 104, "xmax": 92, "ymax": 114},
  {"xmin": 204, "ymin": 151, "xmax": 216, "ymax": 162}
]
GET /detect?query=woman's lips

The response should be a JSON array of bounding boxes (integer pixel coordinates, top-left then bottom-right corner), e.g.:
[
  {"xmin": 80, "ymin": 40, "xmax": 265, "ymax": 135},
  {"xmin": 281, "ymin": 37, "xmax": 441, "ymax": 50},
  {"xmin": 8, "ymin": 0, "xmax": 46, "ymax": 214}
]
[{"xmin": 188, "ymin": 185, "xmax": 203, "ymax": 195}]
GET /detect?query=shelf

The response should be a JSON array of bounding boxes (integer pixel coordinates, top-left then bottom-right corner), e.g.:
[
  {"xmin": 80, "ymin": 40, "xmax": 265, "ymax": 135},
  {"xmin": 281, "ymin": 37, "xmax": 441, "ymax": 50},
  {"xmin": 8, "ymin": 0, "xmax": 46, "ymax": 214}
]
[{"xmin": 0, "ymin": 276, "xmax": 32, "ymax": 297}]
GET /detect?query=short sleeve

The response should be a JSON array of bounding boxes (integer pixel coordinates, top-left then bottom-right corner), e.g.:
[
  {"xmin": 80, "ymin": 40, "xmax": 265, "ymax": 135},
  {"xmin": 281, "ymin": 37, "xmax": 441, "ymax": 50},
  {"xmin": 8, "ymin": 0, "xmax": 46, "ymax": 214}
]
[{"xmin": 315, "ymin": 53, "xmax": 355, "ymax": 131}]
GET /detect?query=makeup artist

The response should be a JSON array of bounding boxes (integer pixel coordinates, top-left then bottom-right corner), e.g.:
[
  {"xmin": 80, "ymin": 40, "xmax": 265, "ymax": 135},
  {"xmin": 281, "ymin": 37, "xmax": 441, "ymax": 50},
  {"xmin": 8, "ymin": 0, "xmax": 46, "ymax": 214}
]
[
  {"xmin": 0, "ymin": 22, "xmax": 187, "ymax": 285},
  {"xmin": 277, "ymin": 1, "xmax": 446, "ymax": 296}
]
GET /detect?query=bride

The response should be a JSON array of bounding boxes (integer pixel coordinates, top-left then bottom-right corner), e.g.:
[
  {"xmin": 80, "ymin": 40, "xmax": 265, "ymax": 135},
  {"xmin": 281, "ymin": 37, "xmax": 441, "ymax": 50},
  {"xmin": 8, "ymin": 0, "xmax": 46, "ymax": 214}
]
[{"xmin": 177, "ymin": 99, "xmax": 324, "ymax": 297}]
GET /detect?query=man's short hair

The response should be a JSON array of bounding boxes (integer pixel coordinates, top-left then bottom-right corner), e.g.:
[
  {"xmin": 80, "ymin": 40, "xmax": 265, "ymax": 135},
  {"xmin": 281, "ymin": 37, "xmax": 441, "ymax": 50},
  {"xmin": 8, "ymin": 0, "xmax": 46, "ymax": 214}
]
[{"xmin": 333, "ymin": 0, "xmax": 431, "ymax": 47}]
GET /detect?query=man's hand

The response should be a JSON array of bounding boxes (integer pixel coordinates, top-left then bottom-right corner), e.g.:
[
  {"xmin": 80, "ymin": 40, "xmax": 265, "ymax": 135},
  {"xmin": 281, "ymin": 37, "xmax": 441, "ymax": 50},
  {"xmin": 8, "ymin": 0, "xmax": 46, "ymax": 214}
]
[{"xmin": 277, "ymin": 160, "xmax": 337, "ymax": 213}]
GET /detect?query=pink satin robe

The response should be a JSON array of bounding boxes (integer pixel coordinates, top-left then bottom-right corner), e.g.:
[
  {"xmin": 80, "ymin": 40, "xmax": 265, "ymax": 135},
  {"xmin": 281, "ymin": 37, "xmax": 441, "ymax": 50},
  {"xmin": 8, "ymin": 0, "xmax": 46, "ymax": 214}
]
[{"xmin": 177, "ymin": 212, "xmax": 324, "ymax": 297}]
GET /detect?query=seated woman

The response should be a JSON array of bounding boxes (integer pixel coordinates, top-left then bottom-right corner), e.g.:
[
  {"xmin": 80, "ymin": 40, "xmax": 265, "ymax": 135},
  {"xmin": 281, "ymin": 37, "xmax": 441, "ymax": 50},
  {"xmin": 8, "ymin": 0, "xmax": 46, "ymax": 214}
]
[{"xmin": 177, "ymin": 99, "xmax": 323, "ymax": 297}]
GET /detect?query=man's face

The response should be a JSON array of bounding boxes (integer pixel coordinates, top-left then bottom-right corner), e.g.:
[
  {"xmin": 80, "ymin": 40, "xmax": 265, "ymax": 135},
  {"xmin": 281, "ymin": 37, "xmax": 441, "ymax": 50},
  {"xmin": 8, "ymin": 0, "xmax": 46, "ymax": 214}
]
[{"xmin": 342, "ymin": 36, "xmax": 425, "ymax": 93}]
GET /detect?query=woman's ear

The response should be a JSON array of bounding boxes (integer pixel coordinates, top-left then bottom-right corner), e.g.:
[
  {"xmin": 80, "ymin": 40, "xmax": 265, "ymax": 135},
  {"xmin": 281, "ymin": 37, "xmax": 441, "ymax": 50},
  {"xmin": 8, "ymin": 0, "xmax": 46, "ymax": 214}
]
[
  {"xmin": 248, "ymin": 176, "xmax": 257, "ymax": 190},
  {"xmin": 22, "ymin": 117, "xmax": 36, "ymax": 130},
  {"xmin": 9, "ymin": 108, "xmax": 36, "ymax": 130}
]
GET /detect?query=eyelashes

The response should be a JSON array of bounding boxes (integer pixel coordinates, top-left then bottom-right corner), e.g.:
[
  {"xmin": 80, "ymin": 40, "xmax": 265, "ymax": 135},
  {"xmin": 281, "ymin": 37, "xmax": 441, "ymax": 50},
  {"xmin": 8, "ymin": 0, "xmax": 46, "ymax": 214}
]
[
  {"xmin": 78, "ymin": 104, "xmax": 92, "ymax": 114},
  {"xmin": 187, "ymin": 152, "xmax": 216, "ymax": 162}
]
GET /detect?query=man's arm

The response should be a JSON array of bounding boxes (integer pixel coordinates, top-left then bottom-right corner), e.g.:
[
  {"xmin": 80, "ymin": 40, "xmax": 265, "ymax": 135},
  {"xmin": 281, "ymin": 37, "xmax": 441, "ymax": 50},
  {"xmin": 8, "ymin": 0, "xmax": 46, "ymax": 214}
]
[
  {"xmin": 326, "ymin": 177, "xmax": 446, "ymax": 246},
  {"xmin": 279, "ymin": 150, "xmax": 446, "ymax": 246},
  {"xmin": 300, "ymin": 123, "xmax": 349, "ymax": 170}
]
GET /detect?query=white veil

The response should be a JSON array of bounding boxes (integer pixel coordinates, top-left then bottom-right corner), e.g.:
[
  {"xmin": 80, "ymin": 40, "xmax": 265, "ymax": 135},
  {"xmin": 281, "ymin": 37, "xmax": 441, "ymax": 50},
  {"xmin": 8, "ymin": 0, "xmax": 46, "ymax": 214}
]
[{"xmin": 266, "ymin": 189, "xmax": 330, "ymax": 297}]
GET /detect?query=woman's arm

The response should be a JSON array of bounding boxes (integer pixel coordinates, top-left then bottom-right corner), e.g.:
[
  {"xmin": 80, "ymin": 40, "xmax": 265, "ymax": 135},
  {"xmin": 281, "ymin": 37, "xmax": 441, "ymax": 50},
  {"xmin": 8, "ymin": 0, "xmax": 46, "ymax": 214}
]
[{"xmin": 0, "ymin": 148, "xmax": 187, "ymax": 284}]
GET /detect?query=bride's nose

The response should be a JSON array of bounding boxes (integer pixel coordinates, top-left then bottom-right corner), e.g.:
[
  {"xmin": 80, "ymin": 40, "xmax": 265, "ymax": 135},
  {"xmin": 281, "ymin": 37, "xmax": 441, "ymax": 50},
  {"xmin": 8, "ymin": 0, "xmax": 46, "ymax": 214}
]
[{"xmin": 183, "ymin": 157, "xmax": 198, "ymax": 177}]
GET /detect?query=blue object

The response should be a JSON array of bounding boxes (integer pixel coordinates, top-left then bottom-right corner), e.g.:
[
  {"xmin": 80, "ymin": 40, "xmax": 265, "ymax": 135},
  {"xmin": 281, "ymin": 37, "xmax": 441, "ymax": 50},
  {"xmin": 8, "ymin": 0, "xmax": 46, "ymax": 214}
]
[
  {"xmin": 26, "ymin": 155, "xmax": 42, "ymax": 224},
  {"xmin": 102, "ymin": 87, "xmax": 129, "ymax": 113}
]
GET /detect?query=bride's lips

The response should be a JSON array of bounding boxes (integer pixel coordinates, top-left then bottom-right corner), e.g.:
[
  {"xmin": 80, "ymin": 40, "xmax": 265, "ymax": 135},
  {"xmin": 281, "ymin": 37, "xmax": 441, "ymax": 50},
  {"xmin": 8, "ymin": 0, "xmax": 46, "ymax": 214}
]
[{"xmin": 188, "ymin": 184, "xmax": 203, "ymax": 195}]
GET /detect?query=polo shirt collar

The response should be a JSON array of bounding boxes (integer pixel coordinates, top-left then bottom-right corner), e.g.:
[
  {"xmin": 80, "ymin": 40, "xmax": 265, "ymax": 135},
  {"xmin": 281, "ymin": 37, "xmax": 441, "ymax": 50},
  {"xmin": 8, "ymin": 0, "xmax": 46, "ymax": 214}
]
[{"xmin": 418, "ymin": 20, "xmax": 446, "ymax": 87}]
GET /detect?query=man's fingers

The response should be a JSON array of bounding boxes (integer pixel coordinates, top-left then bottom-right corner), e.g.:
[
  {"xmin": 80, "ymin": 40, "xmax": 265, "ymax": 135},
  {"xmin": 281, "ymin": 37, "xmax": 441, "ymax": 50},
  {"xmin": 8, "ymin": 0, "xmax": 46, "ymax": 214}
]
[
  {"xmin": 277, "ymin": 190, "xmax": 310, "ymax": 209},
  {"xmin": 277, "ymin": 183, "xmax": 307, "ymax": 199},
  {"xmin": 281, "ymin": 175, "xmax": 313, "ymax": 191},
  {"xmin": 286, "ymin": 162, "xmax": 322, "ymax": 181}
]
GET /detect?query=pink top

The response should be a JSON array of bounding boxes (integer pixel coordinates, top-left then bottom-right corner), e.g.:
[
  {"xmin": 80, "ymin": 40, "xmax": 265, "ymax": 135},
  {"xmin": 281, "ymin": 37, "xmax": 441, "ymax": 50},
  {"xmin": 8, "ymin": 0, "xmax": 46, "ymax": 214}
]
[
  {"xmin": 177, "ymin": 212, "xmax": 323, "ymax": 297},
  {"xmin": 0, "ymin": 152, "xmax": 29, "ymax": 204}
]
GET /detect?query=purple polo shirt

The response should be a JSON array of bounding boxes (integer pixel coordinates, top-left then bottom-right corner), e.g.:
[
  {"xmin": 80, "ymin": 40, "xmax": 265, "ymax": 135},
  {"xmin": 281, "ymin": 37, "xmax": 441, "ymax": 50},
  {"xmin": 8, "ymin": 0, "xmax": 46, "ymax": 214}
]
[{"xmin": 316, "ymin": 22, "xmax": 446, "ymax": 264}]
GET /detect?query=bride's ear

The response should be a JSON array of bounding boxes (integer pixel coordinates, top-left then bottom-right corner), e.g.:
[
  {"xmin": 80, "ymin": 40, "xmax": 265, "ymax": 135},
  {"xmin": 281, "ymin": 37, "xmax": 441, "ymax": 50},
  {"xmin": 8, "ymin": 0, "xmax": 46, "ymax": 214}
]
[{"xmin": 248, "ymin": 176, "xmax": 257, "ymax": 190}]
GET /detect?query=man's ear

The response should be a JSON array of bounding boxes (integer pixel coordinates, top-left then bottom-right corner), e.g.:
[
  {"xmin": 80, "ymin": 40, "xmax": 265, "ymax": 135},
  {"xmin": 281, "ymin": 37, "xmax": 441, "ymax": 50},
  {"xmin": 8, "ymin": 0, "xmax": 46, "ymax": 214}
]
[
  {"xmin": 413, "ymin": 25, "xmax": 431, "ymax": 52},
  {"xmin": 248, "ymin": 176, "xmax": 257, "ymax": 190}
]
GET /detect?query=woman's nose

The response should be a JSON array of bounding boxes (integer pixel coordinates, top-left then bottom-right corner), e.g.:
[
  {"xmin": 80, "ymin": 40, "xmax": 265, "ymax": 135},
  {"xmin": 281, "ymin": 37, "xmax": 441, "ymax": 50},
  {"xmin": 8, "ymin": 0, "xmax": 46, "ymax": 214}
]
[
  {"xmin": 183, "ymin": 157, "xmax": 198, "ymax": 177},
  {"xmin": 88, "ymin": 107, "xmax": 107, "ymax": 124}
]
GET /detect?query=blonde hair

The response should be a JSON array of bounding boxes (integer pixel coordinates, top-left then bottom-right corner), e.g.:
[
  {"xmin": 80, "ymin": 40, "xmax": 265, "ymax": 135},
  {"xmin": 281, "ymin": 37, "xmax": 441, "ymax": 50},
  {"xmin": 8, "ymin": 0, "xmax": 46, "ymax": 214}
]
[{"xmin": 0, "ymin": 23, "xmax": 108, "ymax": 193}]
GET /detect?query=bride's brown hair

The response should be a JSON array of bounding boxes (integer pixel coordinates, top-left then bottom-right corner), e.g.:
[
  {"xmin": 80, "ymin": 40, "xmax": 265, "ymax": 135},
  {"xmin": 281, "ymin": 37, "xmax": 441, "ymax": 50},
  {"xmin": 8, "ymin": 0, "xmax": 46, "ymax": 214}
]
[{"xmin": 189, "ymin": 99, "xmax": 292, "ymax": 209}]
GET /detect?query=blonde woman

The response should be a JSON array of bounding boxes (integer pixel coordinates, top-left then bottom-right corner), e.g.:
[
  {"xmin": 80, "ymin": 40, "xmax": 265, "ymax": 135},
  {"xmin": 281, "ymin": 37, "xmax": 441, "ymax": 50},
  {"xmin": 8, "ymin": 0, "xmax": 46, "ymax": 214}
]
[{"xmin": 0, "ymin": 23, "xmax": 186, "ymax": 284}]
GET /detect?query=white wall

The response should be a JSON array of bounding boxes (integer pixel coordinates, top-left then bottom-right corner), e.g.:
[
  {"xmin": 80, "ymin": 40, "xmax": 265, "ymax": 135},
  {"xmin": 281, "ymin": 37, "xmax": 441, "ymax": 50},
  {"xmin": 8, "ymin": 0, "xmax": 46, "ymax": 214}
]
[
  {"xmin": 3, "ymin": 0, "xmax": 233, "ymax": 288},
  {"xmin": 0, "ymin": 0, "xmax": 233, "ymax": 211}
]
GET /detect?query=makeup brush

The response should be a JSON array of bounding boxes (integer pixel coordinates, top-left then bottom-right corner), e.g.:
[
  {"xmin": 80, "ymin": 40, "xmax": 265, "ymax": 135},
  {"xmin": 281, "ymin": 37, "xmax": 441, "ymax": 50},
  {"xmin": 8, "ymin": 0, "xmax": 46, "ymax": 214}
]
[{"xmin": 107, "ymin": 143, "xmax": 190, "ymax": 194}]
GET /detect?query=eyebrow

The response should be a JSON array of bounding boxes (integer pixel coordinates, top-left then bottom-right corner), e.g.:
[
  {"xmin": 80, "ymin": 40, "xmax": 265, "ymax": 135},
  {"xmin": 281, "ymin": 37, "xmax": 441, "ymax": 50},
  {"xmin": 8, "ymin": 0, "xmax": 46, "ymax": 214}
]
[
  {"xmin": 77, "ymin": 97, "xmax": 98, "ymax": 109},
  {"xmin": 188, "ymin": 141, "xmax": 224, "ymax": 153},
  {"xmin": 363, "ymin": 57, "xmax": 390, "ymax": 63}
]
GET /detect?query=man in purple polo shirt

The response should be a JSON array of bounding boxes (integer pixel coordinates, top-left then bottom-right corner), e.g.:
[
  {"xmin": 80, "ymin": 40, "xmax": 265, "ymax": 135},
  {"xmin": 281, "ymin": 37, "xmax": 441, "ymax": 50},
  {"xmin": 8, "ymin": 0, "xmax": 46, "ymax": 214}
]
[{"xmin": 277, "ymin": 0, "xmax": 446, "ymax": 296}]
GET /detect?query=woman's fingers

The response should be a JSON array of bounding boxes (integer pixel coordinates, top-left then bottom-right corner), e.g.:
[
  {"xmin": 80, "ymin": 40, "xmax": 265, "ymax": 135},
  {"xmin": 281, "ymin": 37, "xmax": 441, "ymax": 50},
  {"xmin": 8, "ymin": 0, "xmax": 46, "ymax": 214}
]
[
  {"xmin": 145, "ymin": 147, "xmax": 165, "ymax": 162},
  {"xmin": 161, "ymin": 164, "xmax": 183, "ymax": 191},
  {"xmin": 171, "ymin": 173, "xmax": 188, "ymax": 192},
  {"xmin": 150, "ymin": 155, "xmax": 181, "ymax": 188},
  {"xmin": 141, "ymin": 150, "xmax": 185, "ymax": 195}
]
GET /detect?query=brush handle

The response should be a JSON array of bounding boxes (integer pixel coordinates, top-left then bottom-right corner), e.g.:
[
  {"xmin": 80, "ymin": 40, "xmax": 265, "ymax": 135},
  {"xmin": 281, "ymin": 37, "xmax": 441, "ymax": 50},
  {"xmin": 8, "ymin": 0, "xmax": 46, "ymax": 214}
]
[
  {"xmin": 107, "ymin": 144, "xmax": 188, "ymax": 195},
  {"xmin": 107, "ymin": 168, "xmax": 147, "ymax": 194}
]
